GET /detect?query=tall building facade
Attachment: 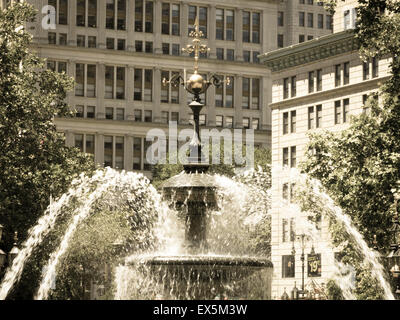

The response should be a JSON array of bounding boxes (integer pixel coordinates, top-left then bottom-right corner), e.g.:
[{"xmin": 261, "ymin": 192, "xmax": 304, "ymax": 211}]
[
  {"xmin": 261, "ymin": 0, "xmax": 392, "ymax": 299},
  {"xmin": 0, "ymin": 0, "xmax": 332, "ymax": 177}
]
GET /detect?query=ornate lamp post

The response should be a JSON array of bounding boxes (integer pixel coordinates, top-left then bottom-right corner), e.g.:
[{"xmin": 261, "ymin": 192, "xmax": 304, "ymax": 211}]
[
  {"xmin": 387, "ymin": 195, "xmax": 400, "ymax": 297},
  {"xmin": 162, "ymin": 17, "xmax": 229, "ymax": 172},
  {"xmin": 291, "ymin": 233, "xmax": 312, "ymax": 299}
]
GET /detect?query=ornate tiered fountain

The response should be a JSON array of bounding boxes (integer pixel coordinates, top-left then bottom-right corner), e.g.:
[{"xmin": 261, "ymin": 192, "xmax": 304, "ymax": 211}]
[{"xmin": 127, "ymin": 18, "xmax": 273, "ymax": 299}]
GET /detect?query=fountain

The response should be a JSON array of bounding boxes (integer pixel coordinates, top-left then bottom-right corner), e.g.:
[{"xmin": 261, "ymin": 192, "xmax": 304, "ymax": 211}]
[{"xmin": 120, "ymin": 18, "xmax": 273, "ymax": 299}]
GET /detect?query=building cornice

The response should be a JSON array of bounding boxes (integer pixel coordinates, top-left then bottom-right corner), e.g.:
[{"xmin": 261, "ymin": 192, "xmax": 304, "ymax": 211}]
[
  {"xmin": 268, "ymin": 76, "xmax": 389, "ymax": 111},
  {"xmin": 259, "ymin": 30, "xmax": 358, "ymax": 73}
]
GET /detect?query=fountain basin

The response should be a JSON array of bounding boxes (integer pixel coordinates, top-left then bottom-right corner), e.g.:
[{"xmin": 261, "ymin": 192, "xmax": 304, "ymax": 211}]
[{"xmin": 125, "ymin": 255, "xmax": 273, "ymax": 299}]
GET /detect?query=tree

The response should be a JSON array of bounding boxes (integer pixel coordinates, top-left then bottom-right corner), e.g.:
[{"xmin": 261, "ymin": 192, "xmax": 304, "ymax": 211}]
[
  {"xmin": 0, "ymin": 3, "xmax": 95, "ymax": 296},
  {"xmin": 301, "ymin": 0, "xmax": 400, "ymax": 298}
]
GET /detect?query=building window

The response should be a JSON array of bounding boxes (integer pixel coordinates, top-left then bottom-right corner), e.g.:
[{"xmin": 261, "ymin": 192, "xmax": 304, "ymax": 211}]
[
  {"xmin": 161, "ymin": 71, "xmax": 180, "ymax": 104},
  {"xmin": 75, "ymin": 105, "xmax": 84, "ymax": 118},
  {"xmin": 242, "ymin": 77, "xmax": 250, "ymax": 109},
  {"xmin": 116, "ymin": 108, "xmax": 124, "ymax": 120},
  {"xmin": 135, "ymin": 0, "xmax": 153, "ymax": 33},
  {"xmin": 308, "ymin": 106, "xmax": 315, "ymax": 130},
  {"xmin": 282, "ymin": 255, "xmax": 295, "ymax": 278},
  {"xmin": 133, "ymin": 137, "xmax": 142, "ymax": 170},
  {"xmin": 252, "ymin": 78, "xmax": 260, "ymax": 109},
  {"xmin": 307, "ymin": 35, "xmax": 314, "ymax": 41},
  {"xmin": 243, "ymin": 11, "xmax": 260, "ymax": 43},
  {"xmin": 343, "ymin": 98, "xmax": 349, "ymax": 123},
  {"xmin": 291, "ymin": 76, "xmax": 296, "ymax": 97},
  {"xmin": 334, "ymin": 100, "xmax": 341, "ymax": 124},
  {"xmin": 216, "ymin": 48, "xmax": 224, "ymax": 60},
  {"xmin": 343, "ymin": 62, "xmax": 350, "ymax": 85},
  {"xmin": 216, "ymin": 115, "xmax": 223, "ymax": 127},
  {"xmin": 134, "ymin": 69, "xmax": 152, "ymax": 101},
  {"xmin": 283, "ymin": 147, "xmax": 289, "ymax": 167},
  {"xmin": 76, "ymin": 0, "xmax": 97, "ymax": 27},
  {"xmin": 282, "ymin": 219, "xmax": 288, "ymax": 242},
  {"xmin": 290, "ymin": 111, "xmax": 296, "ymax": 133},
  {"xmin": 290, "ymin": 146, "xmax": 296, "ymax": 168},
  {"xmin": 172, "ymin": 44, "xmax": 180, "ymax": 56},
  {"xmin": 144, "ymin": 110, "xmax": 152, "ymax": 122},
  {"xmin": 104, "ymin": 136, "xmax": 113, "ymax": 167},
  {"xmin": 243, "ymin": 50, "xmax": 250, "ymax": 62},
  {"xmin": 326, "ymin": 14, "xmax": 333, "ymax": 29},
  {"xmin": 87, "ymin": 106, "xmax": 95, "ymax": 118},
  {"xmin": 278, "ymin": 11, "xmax": 284, "ymax": 27},
  {"xmin": 106, "ymin": 0, "xmax": 125, "ymax": 30},
  {"xmin": 335, "ymin": 64, "xmax": 341, "ymax": 87},
  {"xmin": 252, "ymin": 118, "xmax": 259, "ymax": 130},
  {"xmin": 162, "ymin": 43, "xmax": 170, "ymax": 55},
  {"xmin": 75, "ymin": 63, "xmax": 96, "ymax": 97},
  {"xmin": 171, "ymin": 112, "xmax": 179, "ymax": 123},
  {"xmin": 253, "ymin": 51, "xmax": 260, "ymax": 63},
  {"xmin": 145, "ymin": 41, "xmax": 153, "ymax": 53},
  {"xmin": 316, "ymin": 104, "xmax": 322, "ymax": 128},
  {"xmin": 372, "ymin": 57, "xmax": 379, "ymax": 78},
  {"xmin": 216, "ymin": 8, "xmax": 224, "ymax": 40},
  {"xmin": 117, "ymin": 39, "xmax": 125, "ymax": 50},
  {"xmin": 283, "ymin": 78, "xmax": 289, "ymax": 99},
  {"xmin": 48, "ymin": 32, "xmax": 56, "ymax": 44},
  {"xmin": 161, "ymin": 111, "xmax": 169, "ymax": 124},
  {"xmin": 243, "ymin": 117, "xmax": 250, "ymax": 129},
  {"xmin": 225, "ymin": 116, "xmax": 233, "ymax": 128},
  {"xmin": 59, "ymin": 33, "xmax": 67, "ymax": 45},
  {"xmin": 363, "ymin": 60, "xmax": 370, "ymax": 80},
  {"xmin": 162, "ymin": 3, "xmax": 179, "ymax": 35},
  {"xmin": 226, "ymin": 49, "xmax": 234, "ymax": 61},
  {"xmin": 134, "ymin": 109, "xmax": 142, "ymax": 122},
  {"xmin": 226, "ymin": 9, "xmax": 235, "ymax": 41},
  {"xmin": 283, "ymin": 112, "xmax": 288, "ymax": 135},
  {"xmin": 188, "ymin": 5, "xmax": 207, "ymax": 37},
  {"xmin": 48, "ymin": 0, "xmax": 68, "ymax": 25},
  {"xmin": 299, "ymin": 34, "xmax": 305, "ymax": 43},
  {"xmin": 318, "ymin": 13, "xmax": 323, "ymax": 29},
  {"xmin": 88, "ymin": 36, "xmax": 96, "ymax": 48},
  {"xmin": 308, "ymin": 71, "xmax": 314, "ymax": 93},
  {"xmin": 277, "ymin": 34, "xmax": 284, "ymax": 48},
  {"xmin": 299, "ymin": 12, "xmax": 305, "ymax": 27},
  {"xmin": 316, "ymin": 69, "xmax": 322, "ymax": 91},
  {"xmin": 215, "ymin": 75, "xmax": 234, "ymax": 108},
  {"xmin": 106, "ymin": 37, "xmax": 114, "ymax": 49},
  {"xmin": 105, "ymin": 107, "xmax": 114, "ymax": 119},
  {"xmin": 104, "ymin": 66, "xmax": 125, "ymax": 99}
]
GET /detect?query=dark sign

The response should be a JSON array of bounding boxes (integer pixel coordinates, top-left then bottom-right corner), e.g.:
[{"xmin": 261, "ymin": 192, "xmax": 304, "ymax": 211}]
[{"xmin": 307, "ymin": 254, "xmax": 321, "ymax": 277}]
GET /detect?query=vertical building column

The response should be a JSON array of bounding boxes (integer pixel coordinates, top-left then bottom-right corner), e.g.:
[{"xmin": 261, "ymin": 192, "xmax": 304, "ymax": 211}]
[
  {"xmin": 98, "ymin": 0, "xmax": 106, "ymax": 49},
  {"xmin": 153, "ymin": 68, "xmax": 161, "ymax": 123},
  {"xmin": 208, "ymin": 4, "xmax": 216, "ymax": 59},
  {"xmin": 179, "ymin": 78, "xmax": 189, "ymax": 125},
  {"xmin": 206, "ymin": 85, "xmax": 216, "ymax": 126},
  {"xmin": 95, "ymin": 133, "xmax": 104, "ymax": 166},
  {"xmin": 68, "ymin": 0, "xmax": 77, "ymax": 46},
  {"xmin": 234, "ymin": 75, "xmax": 243, "ymax": 128},
  {"xmin": 261, "ymin": 75, "xmax": 271, "ymax": 131},
  {"xmin": 285, "ymin": 1, "xmax": 295, "ymax": 47},
  {"xmin": 126, "ymin": 0, "xmax": 135, "ymax": 51},
  {"xmin": 235, "ymin": 8, "xmax": 243, "ymax": 62},
  {"xmin": 154, "ymin": 0, "xmax": 163, "ymax": 54},
  {"xmin": 125, "ymin": 135, "xmax": 133, "ymax": 171},
  {"xmin": 64, "ymin": 130, "xmax": 74, "ymax": 147},
  {"xmin": 180, "ymin": 2, "xmax": 189, "ymax": 55},
  {"xmin": 126, "ymin": 66, "xmax": 135, "ymax": 120},
  {"xmin": 66, "ymin": 59, "xmax": 76, "ymax": 109},
  {"xmin": 97, "ymin": 63, "xmax": 106, "ymax": 119}
]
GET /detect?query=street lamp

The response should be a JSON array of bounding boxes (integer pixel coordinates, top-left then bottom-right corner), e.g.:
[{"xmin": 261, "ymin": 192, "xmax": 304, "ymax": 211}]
[
  {"xmin": 291, "ymin": 233, "xmax": 312, "ymax": 299},
  {"xmin": 387, "ymin": 195, "xmax": 400, "ymax": 296},
  {"xmin": 162, "ymin": 16, "xmax": 229, "ymax": 171}
]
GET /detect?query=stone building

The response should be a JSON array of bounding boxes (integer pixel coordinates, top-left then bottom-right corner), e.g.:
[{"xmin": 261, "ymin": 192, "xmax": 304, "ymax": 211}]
[
  {"xmin": 260, "ymin": 0, "xmax": 392, "ymax": 299},
  {"xmin": 0, "ymin": 0, "xmax": 333, "ymax": 177}
]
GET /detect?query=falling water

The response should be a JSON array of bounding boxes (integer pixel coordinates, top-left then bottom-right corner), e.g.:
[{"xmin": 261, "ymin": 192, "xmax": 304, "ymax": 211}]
[
  {"xmin": 0, "ymin": 168, "xmax": 160, "ymax": 300},
  {"xmin": 276, "ymin": 167, "xmax": 395, "ymax": 300}
]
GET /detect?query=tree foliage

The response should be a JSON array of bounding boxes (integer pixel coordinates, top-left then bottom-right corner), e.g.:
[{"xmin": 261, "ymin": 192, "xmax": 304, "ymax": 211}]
[
  {"xmin": 302, "ymin": 0, "xmax": 400, "ymax": 298},
  {"xmin": 0, "ymin": 3, "xmax": 95, "ymax": 251}
]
